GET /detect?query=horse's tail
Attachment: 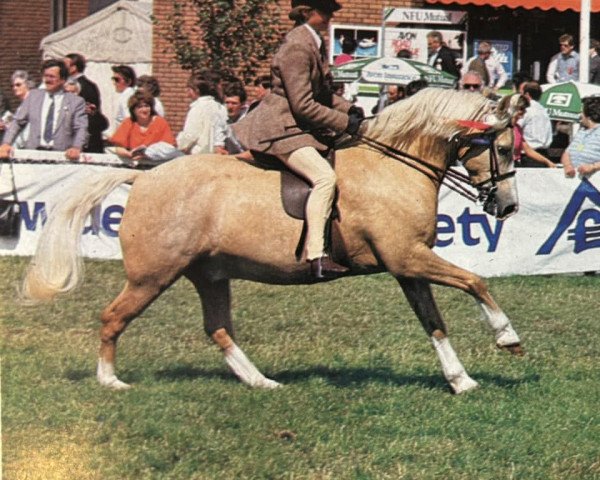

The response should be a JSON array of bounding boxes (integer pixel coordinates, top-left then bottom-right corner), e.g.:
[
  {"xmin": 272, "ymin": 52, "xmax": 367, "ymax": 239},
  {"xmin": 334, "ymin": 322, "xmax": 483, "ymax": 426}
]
[{"xmin": 22, "ymin": 168, "xmax": 144, "ymax": 302}]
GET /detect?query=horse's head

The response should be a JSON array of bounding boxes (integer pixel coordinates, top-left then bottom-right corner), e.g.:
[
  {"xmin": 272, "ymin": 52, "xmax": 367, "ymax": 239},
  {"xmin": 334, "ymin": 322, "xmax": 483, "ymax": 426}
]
[
  {"xmin": 452, "ymin": 94, "xmax": 525, "ymax": 220},
  {"xmin": 363, "ymin": 89, "xmax": 522, "ymax": 220}
]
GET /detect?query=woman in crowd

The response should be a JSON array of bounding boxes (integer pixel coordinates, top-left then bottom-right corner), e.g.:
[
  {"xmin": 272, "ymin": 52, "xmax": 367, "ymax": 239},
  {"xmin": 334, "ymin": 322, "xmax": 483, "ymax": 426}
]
[
  {"xmin": 111, "ymin": 64, "xmax": 136, "ymax": 131},
  {"xmin": 136, "ymin": 75, "xmax": 165, "ymax": 117},
  {"xmin": 510, "ymin": 94, "xmax": 556, "ymax": 168},
  {"xmin": 232, "ymin": 0, "xmax": 363, "ymax": 279},
  {"xmin": 561, "ymin": 96, "xmax": 600, "ymax": 177},
  {"xmin": 1, "ymin": 70, "xmax": 35, "ymax": 147},
  {"xmin": 109, "ymin": 90, "xmax": 176, "ymax": 161}
]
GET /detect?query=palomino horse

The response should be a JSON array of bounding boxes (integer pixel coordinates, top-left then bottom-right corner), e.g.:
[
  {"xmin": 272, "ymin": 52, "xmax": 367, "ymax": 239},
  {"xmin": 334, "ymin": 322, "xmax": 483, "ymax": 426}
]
[{"xmin": 23, "ymin": 89, "xmax": 524, "ymax": 394}]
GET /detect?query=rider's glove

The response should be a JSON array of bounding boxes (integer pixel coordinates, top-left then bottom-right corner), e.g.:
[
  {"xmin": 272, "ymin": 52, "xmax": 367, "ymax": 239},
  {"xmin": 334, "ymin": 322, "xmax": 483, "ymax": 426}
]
[{"xmin": 345, "ymin": 106, "xmax": 365, "ymax": 136}]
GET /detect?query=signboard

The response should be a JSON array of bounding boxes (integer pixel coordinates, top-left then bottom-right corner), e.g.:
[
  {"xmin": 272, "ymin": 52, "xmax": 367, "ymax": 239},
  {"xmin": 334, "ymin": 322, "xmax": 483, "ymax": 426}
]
[
  {"xmin": 330, "ymin": 25, "xmax": 382, "ymax": 64},
  {"xmin": 384, "ymin": 28, "xmax": 464, "ymax": 63},
  {"xmin": 383, "ymin": 8, "xmax": 467, "ymax": 25}
]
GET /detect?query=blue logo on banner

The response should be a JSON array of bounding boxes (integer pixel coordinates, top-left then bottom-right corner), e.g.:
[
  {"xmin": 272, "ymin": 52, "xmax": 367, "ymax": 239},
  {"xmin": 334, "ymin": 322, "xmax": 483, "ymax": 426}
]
[{"xmin": 537, "ymin": 179, "xmax": 600, "ymax": 255}]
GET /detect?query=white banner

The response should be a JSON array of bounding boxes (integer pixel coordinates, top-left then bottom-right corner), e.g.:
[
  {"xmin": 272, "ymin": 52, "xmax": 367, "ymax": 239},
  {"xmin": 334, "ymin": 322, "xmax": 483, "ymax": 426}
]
[{"xmin": 1, "ymin": 158, "xmax": 599, "ymax": 277}]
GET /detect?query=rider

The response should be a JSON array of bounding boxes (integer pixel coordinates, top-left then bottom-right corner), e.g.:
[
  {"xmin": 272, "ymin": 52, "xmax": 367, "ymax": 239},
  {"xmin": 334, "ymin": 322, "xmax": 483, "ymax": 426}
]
[{"xmin": 233, "ymin": 0, "xmax": 365, "ymax": 279}]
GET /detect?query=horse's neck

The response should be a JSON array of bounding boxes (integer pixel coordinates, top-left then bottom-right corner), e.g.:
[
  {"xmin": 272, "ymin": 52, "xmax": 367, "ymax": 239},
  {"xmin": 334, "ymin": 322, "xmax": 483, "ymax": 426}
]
[{"xmin": 342, "ymin": 136, "xmax": 448, "ymax": 180}]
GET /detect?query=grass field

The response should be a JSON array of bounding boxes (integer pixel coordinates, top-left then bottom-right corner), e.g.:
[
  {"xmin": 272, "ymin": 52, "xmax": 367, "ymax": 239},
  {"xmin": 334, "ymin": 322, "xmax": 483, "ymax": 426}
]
[{"xmin": 2, "ymin": 256, "xmax": 599, "ymax": 479}]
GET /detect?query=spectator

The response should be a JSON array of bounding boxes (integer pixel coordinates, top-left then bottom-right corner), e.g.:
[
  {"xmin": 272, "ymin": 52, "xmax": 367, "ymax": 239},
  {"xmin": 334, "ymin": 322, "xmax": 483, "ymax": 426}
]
[
  {"xmin": 589, "ymin": 39, "xmax": 600, "ymax": 85},
  {"xmin": 64, "ymin": 78, "xmax": 81, "ymax": 95},
  {"xmin": 509, "ymin": 94, "xmax": 555, "ymax": 168},
  {"xmin": 511, "ymin": 71, "xmax": 532, "ymax": 93},
  {"xmin": 136, "ymin": 75, "xmax": 165, "ymax": 117},
  {"xmin": 396, "ymin": 49, "xmax": 412, "ymax": 59},
  {"xmin": 109, "ymin": 90, "xmax": 176, "ymax": 163},
  {"xmin": 0, "ymin": 59, "xmax": 87, "ymax": 161},
  {"xmin": 561, "ymin": 96, "xmax": 600, "ymax": 178},
  {"xmin": 65, "ymin": 53, "xmax": 108, "ymax": 153},
  {"xmin": 222, "ymin": 84, "xmax": 248, "ymax": 154},
  {"xmin": 334, "ymin": 36, "xmax": 357, "ymax": 66},
  {"xmin": 406, "ymin": 79, "xmax": 428, "ymax": 97},
  {"xmin": 546, "ymin": 34, "xmax": 579, "ymax": 84},
  {"xmin": 518, "ymin": 81, "xmax": 553, "ymax": 167},
  {"xmin": 426, "ymin": 31, "xmax": 460, "ymax": 79},
  {"xmin": 460, "ymin": 71, "xmax": 484, "ymax": 92},
  {"xmin": 248, "ymin": 75, "xmax": 272, "ymax": 112},
  {"xmin": 1, "ymin": 71, "xmax": 35, "ymax": 145},
  {"xmin": 372, "ymin": 84, "xmax": 405, "ymax": 114},
  {"xmin": 176, "ymin": 71, "xmax": 228, "ymax": 155},
  {"xmin": 111, "ymin": 64, "xmax": 136, "ymax": 132},
  {"xmin": 464, "ymin": 41, "xmax": 507, "ymax": 91}
]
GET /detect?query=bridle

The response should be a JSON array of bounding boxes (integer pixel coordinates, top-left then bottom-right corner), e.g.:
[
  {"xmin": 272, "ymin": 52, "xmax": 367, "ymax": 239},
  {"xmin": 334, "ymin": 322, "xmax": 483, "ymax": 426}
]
[{"xmin": 353, "ymin": 122, "xmax": 515, "ymax": 213}]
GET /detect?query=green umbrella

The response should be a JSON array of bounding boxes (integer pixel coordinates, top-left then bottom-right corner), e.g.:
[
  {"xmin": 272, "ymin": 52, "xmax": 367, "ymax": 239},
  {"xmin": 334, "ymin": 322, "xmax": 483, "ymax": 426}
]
[
  {"xmin": 332, "ymin": 57, "xmax": 457, "ymax": 88},
  {"xmin": 539, "ymin": 81, "xmax": 600, "ymax": 122}
]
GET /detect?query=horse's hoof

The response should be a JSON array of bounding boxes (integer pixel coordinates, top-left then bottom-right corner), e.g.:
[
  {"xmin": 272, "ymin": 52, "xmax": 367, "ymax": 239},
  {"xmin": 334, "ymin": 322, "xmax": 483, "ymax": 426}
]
[
  {"xmin": 254, "ymin": 377, "xmax": 282, "ymax": 389},
  {"xmin": 449, "ymin": 374, "xmax": 479, "ymax": 395},
  {"xmin": 98, "ymin": 376, "xmax": 132, "ymax": 390},
  {"xmin": 497, "ymin": 343, "xmax": 525, "ymax": 356}
]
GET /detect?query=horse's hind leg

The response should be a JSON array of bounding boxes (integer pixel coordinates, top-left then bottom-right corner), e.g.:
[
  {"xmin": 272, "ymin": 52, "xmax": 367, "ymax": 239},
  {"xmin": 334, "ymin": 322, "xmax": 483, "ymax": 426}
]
[
  {"xmin": 97, "ymin": 281, "xmax": 161, "ymax": 390},
  {"xmin": 187, "ymin": 274, "xmax": 280, "ymax": 389},
  {"xmin": 398, "ymin": 277, "xmax": 479, "ymax": 394}
]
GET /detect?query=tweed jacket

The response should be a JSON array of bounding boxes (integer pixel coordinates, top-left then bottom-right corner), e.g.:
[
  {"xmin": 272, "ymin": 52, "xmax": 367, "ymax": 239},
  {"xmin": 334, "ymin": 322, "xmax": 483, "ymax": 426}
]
[
  {"xmin": 233, "ymin": 25, "xmax": 352, "ymax": 156},
  {"xmin": 3, "ymin": 88, "xmax": 88, "ymax": 151}
]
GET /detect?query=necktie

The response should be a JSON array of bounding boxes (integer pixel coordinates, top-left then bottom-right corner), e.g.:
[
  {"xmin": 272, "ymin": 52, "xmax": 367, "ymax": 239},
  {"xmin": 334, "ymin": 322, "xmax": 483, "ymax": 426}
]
[{"xmin": 43, "ymin": 95, "xmax": 55, "ymax": 143}]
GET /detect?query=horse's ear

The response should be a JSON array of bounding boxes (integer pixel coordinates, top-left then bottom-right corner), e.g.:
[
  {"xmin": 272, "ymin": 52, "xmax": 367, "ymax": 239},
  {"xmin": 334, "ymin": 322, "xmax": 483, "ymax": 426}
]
[{"xmin": 487, "ymin": 93, "xmax": 527, "ymax": 131}]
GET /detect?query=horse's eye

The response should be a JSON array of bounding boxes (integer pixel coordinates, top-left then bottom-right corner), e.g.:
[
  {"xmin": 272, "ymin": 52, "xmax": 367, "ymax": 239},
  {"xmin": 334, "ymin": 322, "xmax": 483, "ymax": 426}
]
[{"xmin": 497, "ymin": 146, "xmax": 511, "ymax": 156}]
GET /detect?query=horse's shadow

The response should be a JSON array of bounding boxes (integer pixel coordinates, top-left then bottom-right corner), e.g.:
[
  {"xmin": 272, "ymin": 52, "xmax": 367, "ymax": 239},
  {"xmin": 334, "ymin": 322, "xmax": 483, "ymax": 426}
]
[
  {"xmin": 65, "ymin": 365, "xmax": 539, "ymax": 391},
  {"xmin": 152, "ymin": 365, "xmax": 539, "ymax": 391}
]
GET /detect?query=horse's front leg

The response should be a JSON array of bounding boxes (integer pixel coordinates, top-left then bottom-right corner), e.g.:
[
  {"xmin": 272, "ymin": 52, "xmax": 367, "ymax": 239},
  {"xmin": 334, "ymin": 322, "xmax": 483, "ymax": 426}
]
[
  {"xmin": 385, "ymin": 244, "xmax": 523, "ymax": 355},
  {"xmin": 397, "ymin": 277, "xmax": 479, "ymax": 394},
  {"xmin": 187, "ymin": 274, "xmax": 280, "ymax": 389}
]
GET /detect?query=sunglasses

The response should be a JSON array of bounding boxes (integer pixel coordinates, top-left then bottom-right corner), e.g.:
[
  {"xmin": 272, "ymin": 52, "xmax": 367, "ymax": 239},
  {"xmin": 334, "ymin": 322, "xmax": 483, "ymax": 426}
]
[
  {"xmin": 463, "ymin": 84, "xmax": 481, "ymax": 90},
  {"xmin": 112, "ymin": 76, "xmax": 124, "ymax": 83},
  {"xmin": 560, "ymin": 43, "xmax": 571, "ymax": 47}
]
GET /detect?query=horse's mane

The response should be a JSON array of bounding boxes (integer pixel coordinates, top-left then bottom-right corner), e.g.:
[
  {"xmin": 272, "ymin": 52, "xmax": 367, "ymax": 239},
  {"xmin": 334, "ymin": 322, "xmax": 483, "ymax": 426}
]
[{"xmin": 364, "ymin": 88, "xmax": 497, "ymax": 150}]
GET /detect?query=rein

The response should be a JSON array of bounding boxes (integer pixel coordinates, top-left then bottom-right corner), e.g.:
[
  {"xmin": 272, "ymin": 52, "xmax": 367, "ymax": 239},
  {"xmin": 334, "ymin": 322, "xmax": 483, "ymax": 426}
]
[{"xmin": 353, "ymin": 132, "xmax": 480, "ymax": 202}]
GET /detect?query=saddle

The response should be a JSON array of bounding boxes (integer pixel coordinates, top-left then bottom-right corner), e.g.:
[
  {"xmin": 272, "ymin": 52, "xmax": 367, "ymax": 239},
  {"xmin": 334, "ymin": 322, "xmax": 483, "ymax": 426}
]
[{"xmin": 247, "ymin": 149, "xmax": 340, "ymax": 259}]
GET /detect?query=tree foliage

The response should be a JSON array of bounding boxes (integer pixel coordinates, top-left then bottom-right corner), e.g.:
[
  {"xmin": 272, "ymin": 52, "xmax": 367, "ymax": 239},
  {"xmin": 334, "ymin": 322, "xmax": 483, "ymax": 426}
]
[{"xmin": 159, "ymin": 0, "xmax": 282, "ymax": 82}]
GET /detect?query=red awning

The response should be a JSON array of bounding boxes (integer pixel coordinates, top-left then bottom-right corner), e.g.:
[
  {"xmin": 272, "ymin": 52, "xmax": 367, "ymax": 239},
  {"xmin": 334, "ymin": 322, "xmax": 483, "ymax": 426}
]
[{"xmin": 424, "ymin": 0, "xmax": 600, "ymax": 12}]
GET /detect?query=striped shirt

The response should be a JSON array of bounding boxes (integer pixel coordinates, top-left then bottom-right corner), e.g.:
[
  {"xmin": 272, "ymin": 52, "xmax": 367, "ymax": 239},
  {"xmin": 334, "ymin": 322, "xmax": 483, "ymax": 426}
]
[{"xmin": 566, "ymin": 125, "xmax": 600, "ymax": 167}]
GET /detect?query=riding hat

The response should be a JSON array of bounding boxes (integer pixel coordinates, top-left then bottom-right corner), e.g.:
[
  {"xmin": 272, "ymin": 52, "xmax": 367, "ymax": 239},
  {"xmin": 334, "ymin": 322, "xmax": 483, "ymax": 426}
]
[{"xmin": 291, "ymin": 0, "xmax": 342, "ymax": 13}]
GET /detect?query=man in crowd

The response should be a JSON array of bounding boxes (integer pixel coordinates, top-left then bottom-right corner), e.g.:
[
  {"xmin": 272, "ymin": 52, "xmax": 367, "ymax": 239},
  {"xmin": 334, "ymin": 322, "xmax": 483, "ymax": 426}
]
[
  {"xmin": 518, "ymin": 81, "xmax": 553, "ymax": 167},
  {"xmin": 222, "ymin": 84, "xmax": 248, "ymax": 154},
  {"xmin": 0, "ymin": 59, "xmax": 87, "ymax": 161},
  {"xmin": 64, "ymin": 52, "xmax": 107, "ymax": 153},
  {"xmin": 426, "ymin": 30, "xmax": 460, "ymax": 79},
  {"xmin": 546, "ymin": 34, "xmax": 579, "ymax": 83},
  {"xmin": 459, "ymin": 71, "xmax": 484, "ymax": 92},
  {"xmin": 464, "ymin": 41, "xmax": 507, "ymax": 91},
  {"xmin": 589, "ymin": 39, "xmax": 600, "ymax": 85},
  {"xmin": 248, "ymin": 75, "xmax": 272, "ymax": 112}
]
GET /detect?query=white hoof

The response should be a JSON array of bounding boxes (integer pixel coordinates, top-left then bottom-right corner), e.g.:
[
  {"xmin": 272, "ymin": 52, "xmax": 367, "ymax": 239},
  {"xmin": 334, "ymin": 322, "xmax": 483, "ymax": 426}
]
[
  {"xmin": 254, "ymin": 377, "xmax": 282, "ymax": 389},
  {"xmin": 449, "ymin": 373, "xmax": 479, "ymax": 395},
  {"xmin": 495, "ymin": 324, "xmax": 520, "ymax": 347},
  {"xmin": 100, "ymin": 377, "xmax": 132, "ymax": 390},
  {"xmin": 224, "ymin": 344, "xmax": 281, "ymax": 389},
  {"xmin": 97, "ymin": 358, "xmax": 131, "ymax": 390}
]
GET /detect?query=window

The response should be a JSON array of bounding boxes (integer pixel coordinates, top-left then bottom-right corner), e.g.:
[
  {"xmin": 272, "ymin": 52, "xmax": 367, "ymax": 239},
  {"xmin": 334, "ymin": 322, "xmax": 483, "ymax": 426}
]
[{"xmin": 52, "ymin": 0, "xmax": 67, "ymax": 32}]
